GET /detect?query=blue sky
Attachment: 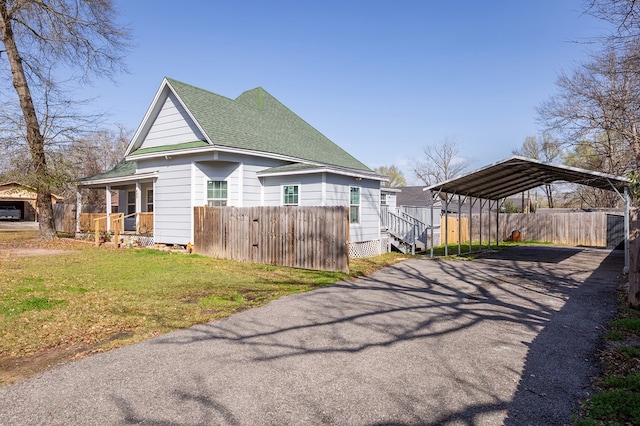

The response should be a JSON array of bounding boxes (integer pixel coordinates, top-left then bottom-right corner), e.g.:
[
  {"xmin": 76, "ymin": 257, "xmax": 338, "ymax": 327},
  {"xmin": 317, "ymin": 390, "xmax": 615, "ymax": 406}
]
[{"xmin": 83, "ymin": 0, "xmax": 609, "ymax": 184}]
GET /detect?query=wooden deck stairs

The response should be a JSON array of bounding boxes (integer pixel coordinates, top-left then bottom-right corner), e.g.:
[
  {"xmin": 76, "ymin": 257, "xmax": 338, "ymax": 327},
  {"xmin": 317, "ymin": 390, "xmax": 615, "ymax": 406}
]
[{"xmin": 382, "ymin": 210, "xmax": 428, "ymax": 255}]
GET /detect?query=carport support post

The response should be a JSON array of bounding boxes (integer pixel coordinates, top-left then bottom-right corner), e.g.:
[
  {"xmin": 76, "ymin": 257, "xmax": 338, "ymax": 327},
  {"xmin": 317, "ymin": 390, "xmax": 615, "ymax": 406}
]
[
  {"xmin": 469, "ymin": 197, "xmax": 473, "ymax": 253},
  {"xmin": 444, "ymin": 194, "xmax": 449, "ymax": 257},
  {"xmin": 430, "ymin": 195, "xmax": 434, "ymax": 258},
  {"xmin": 479, "ymin": 199, "xmax": 483, "ymax": 249},
  {"xmin": 487, "ymin": 200, "xmax": 492, "ymax": 249},
  {"xmin": 457, "ymin": 194, "xmax": 462, "ymax": 255},
  {"xmin": 496, "ymin": 198, "xmax": 506, "ymax": 248}
]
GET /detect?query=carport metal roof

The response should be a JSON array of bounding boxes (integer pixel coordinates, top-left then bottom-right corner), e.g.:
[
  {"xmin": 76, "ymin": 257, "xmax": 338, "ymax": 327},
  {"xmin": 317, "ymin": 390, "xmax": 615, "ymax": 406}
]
[
  {"xmin": 423, "ymin": 156, "xmax": 632, "ymax": 272},
  {"xmin": 423, "ymin": 156, "xmax": 631, "ymax": 200}
]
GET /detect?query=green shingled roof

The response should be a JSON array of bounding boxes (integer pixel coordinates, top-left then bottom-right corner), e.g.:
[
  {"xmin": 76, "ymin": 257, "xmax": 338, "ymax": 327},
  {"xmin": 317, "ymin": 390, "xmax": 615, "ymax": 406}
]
[
  {"xmin": 149, "ymin": 78, "xmax": 371, "ymax": 172},
  {"xmin": 78, "ymin": 160, "xmax": 137, "ymax": 182}
]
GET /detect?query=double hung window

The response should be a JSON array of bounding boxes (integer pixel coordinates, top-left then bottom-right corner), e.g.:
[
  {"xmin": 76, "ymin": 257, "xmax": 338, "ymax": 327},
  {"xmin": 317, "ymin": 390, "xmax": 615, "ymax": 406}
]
[
  {"xmin": 350, "ymin": 187, "xmax": 360, "ymax": 224},
  {"xmin": 146, "ymin": 189, "xmax": 154, "ymax": 212},
  {"xmin": 207, "ymin": 181, "xmax": 228, "ymax": 206},
  {"xmin": 283, "ymin": 185, "xmax": 299, "ymax": 205}
]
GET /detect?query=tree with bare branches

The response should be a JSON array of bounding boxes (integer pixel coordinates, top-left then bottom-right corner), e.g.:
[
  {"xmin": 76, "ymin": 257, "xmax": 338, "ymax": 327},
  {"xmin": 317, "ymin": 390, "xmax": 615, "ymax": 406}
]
[
  {"xmin": 413, "ymin": 138, "xmax": 471, "ymax": 186},
  {"xmin": 538, "ymin": 44, "xmax": 640, "ymax": 180},
  {"xmin": 512, "ymin": 134, "xmax": 563, "ymax": 207},
  {"xmin": 0, "ymin": 0, "xmax": 129, "ymax": 239}
]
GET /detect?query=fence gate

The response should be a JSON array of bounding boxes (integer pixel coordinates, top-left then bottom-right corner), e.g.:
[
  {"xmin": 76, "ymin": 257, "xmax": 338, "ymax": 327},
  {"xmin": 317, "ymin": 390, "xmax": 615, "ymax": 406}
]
[
  {"xmin": 607, "ymin": 214, "xmax": 625, "ymax": 250},
  {"xmin": 194, "ymin": 206, "xmax": 349, "ymax": 273}
]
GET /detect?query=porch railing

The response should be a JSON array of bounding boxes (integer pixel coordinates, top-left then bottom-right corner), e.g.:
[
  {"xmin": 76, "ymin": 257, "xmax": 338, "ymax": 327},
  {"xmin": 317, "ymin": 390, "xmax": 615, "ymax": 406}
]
[{"xmin": 79, "ymin": 212, "xmax": 154, "ymax": 246}]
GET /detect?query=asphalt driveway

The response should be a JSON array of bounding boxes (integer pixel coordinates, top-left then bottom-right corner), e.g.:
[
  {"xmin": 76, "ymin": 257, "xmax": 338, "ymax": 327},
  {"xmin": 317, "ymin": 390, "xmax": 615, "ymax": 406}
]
[{"xmin": 0, "ymin": 245, "xmax": 623, "ymax": 425}]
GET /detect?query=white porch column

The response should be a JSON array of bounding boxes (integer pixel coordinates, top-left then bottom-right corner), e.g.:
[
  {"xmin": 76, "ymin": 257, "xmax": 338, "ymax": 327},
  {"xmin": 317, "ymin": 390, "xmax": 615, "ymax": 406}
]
[
  {"xmin": 105, "ymin": 185, "xmax": 111, "ymax": 232},
  {"xmin": 135, "ymin": 181, "xmax": 141, "ymax": 231},
  {"xmin": 75, "ymin": 189, "xmax": 82, "ymax": 233}
]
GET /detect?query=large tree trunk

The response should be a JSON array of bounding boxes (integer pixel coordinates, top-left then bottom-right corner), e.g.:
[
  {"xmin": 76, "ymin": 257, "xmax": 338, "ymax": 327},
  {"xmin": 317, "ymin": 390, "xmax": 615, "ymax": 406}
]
[{"xmin": 0, "ymin": 1, "xmax": 56, "ymax": 239}]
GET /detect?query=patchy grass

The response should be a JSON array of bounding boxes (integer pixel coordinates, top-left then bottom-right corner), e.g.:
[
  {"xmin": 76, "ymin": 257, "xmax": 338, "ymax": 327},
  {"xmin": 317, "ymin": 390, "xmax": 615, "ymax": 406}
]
[
  {"xmin": 0, "ymin": 233, "xmax": 408, "ymax": 386},
  {"xmin": 575, "ymin": 291, "xmax": 640, "ymax": 425}
]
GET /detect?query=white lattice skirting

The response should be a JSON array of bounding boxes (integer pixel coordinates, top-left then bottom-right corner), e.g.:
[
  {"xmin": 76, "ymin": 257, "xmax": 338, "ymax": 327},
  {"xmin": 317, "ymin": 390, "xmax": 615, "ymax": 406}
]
[
  {"xmin": 74, "ymin": 232, "xmax": 155, "ymax": 248},
  {"xmin": 348, "ymin": 237, "xmax": 390, "ymax": 258}
]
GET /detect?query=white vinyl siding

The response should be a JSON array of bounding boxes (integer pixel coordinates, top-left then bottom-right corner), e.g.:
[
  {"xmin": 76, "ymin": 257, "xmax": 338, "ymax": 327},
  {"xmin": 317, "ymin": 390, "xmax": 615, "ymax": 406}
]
[
  {"xmin": 134, "ymin": 152, "xmax": 381, "ymax": 245},
  {"xmin": 137, "ymin": 157, "xmax": 193, "ymax": 245},
  {"xmin": 325, "ymin": 175, "xmax": 380, "ymax": 242},
  {"xmin": 262, "ymin": 175, "xmax": 322, "ymax": 206},
  {"xmin": 140, "ymin": 92, "xmax": 205, "ymax": 150}
]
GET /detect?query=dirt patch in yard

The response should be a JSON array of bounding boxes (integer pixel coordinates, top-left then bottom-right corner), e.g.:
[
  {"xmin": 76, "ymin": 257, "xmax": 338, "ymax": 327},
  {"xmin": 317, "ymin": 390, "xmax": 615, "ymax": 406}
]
[
  {"xmin": 0, "ymin": 342, "xmax": 96, "ymax": 386},
  {"xmin": 0, "ymin": 234, "xmax": 92, "ymax": 258},
  {"xmin": 0, "ymin": 329, "xmax": 136, "ymax": 387},
  {"xmin": 1, "ymin": 248, "xmax": 71, "ymax": 257}
]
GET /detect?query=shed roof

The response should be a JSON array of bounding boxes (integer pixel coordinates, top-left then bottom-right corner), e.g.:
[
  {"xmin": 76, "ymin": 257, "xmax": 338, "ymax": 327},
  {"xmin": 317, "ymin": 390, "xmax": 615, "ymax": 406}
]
[{"xmin": 424, "ymin": 156, "xmax": 631, "ymax": 200}]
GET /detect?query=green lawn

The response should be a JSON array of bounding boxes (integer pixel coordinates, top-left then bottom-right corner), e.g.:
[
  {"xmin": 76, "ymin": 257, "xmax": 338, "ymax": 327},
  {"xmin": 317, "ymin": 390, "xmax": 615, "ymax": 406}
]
[{"xmin": 0, "ymin": 232, "xmax": 408, "ymax": 380}]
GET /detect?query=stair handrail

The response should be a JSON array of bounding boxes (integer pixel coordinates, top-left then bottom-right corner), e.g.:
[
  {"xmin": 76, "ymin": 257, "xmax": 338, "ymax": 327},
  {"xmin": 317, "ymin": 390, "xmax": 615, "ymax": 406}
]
[{"xmin": 387, "ymin": 211, "xmax": 417, "ymax": 255}]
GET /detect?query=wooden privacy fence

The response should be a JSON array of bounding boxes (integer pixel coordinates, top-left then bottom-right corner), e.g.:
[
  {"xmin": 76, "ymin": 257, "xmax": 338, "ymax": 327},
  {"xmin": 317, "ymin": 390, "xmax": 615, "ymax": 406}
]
[
  {"xmin": 194, "ymin": 206, "xmax": 349, "ymax": 272},
  {"xmin": 53, "ymin": 204, "xmax": 107, "ymax": 234},
  {"xmin": 444, "ymin": 211, "xmax": 623, "ymax": 248}
]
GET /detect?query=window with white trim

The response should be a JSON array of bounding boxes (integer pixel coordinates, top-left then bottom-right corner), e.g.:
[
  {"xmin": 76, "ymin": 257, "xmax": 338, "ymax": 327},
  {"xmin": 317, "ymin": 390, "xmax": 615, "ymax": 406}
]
[
  {"xmin": 146, "ymin": 189, "xmax": 154, "ymax": 212},
  {"xmin": 350, "ymin": 187, "xmax": 360, "ymax": 224},
  {"xmin": 207, "ymin": 181, "xmax": 228, "ymax": 206},
  {"xmin": 283, "ymin": 185, "xmax": 299, "ymax": 205},
  {"xmin": 380, "ymin": 193, "xmax": 387, "ymax": 205}
]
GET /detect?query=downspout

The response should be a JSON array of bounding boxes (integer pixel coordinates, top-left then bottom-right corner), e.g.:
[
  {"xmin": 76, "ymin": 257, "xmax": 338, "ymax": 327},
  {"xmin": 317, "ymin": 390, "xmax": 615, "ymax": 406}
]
[{"xmin": 607, "ymin": 179, "xmax": 631, "ymax": 274}]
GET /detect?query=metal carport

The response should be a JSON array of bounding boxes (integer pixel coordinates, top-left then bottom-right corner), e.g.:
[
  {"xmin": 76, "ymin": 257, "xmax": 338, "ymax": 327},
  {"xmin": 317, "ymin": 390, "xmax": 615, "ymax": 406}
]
[{"xmin": 424, "ymin": 156, "xmax": 632, "ymax": 271}]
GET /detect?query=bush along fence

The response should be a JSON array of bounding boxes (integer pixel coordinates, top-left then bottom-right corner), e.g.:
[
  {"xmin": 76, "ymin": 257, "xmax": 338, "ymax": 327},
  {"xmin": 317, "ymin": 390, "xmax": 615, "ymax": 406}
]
[{"xmin": 194, "ymin": 206, "xmax": 349, "ymax": 273}]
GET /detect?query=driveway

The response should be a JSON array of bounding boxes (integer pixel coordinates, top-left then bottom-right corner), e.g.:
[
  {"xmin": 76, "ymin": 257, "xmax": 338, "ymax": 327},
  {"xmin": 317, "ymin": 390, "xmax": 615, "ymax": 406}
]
[{"xmin": 0, "ymin": 246, "xmax": 622, "ymax": 425}]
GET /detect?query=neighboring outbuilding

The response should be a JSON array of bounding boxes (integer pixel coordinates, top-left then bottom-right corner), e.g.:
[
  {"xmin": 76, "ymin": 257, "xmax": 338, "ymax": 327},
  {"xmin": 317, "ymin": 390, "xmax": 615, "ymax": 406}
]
[
  {"xmin": 78, "ymin": 78, "xmax": 387, "ymax": 256},
  {"xmin": 0, "ymin": 181, "xmax": 61, "ymax": 221}
]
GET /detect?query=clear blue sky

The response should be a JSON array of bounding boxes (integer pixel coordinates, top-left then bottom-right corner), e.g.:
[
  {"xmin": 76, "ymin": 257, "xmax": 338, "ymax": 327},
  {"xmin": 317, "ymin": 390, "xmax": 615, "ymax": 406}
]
[{"xmin": 83, "ymin": 0, "xmax": 609, "ymax": 184}]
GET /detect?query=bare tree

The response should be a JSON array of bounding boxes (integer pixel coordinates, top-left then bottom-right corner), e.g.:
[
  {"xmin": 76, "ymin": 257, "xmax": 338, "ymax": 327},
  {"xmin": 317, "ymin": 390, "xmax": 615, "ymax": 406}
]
[
  {"xmin": 374, "ymin": 165, "xmax": 407, "ymax": 188},
  {"xmin": 413, "ymin": 138, "xmax": 471, "ymax": 186},
  {"xmin": 584, "ymin": 0, "xmax": 640, "ymax": 47},
  {"xmin": 578, "ymin": 0, "xmax": 640, "ymax": 307},
  {"xmin": 0, "ymin": 0, "xmax": 129, "ymax": 239},
  {"xmin": 512, "ymin": 134, "xmax": 563, "ymax": 207},
  {"xmin": 63, "ymin": 125, "xmax": 131, "ymax": 204},
  {"xmin": 538, "ymin": 44, "xmax": 640, "ymax": 176}
]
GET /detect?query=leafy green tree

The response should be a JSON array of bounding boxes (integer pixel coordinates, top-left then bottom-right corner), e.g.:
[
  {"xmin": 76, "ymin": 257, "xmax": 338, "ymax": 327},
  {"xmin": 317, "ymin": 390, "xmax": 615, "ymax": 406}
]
[{"xmin": 374, "ymin": 165, "xmax": 407, "ymax": 188}]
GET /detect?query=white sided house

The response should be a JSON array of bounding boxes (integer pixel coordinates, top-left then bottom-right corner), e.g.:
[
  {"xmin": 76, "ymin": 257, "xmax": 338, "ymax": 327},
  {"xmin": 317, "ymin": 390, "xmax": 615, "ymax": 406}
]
[{"xmin": 78, "ymin": 78, "xmax": 388, "ymax": 257}]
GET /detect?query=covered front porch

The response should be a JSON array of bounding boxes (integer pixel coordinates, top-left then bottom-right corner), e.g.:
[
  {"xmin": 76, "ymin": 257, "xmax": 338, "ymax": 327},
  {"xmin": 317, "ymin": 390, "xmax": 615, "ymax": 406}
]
[{"xmin": 76, "ymin": 160, "xmax": 157, "ymax": 246}]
